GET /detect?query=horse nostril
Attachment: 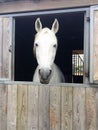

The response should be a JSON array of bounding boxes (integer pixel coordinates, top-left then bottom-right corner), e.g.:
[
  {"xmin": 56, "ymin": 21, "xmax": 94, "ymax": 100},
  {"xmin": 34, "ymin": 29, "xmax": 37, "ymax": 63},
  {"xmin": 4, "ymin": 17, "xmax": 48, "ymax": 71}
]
[
  {"xmin": 39, "ymin": 69, "xmax": 41, "ymax": 75},
  {"xmin": 49, "ymin": 69, "xmax": 52, "ymax": 75},
  {"xmin": 38, "ymin": 68, "xmax": 52, "ymax": 80}
]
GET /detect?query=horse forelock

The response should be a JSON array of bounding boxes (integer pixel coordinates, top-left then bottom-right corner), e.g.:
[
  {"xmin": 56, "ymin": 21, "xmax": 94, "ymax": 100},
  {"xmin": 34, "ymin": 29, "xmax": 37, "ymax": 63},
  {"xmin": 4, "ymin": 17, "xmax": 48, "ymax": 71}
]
[
  {"xmin": 36, "ymin": 28, "xmax": 55, "ymax": 38},
  {"xmin": 42, "ymin": 28, "xmax": 50, "ymax": 33},
  {"xmin": 33, "ymin": 27, "xmax": 57, "ymax": 57}
]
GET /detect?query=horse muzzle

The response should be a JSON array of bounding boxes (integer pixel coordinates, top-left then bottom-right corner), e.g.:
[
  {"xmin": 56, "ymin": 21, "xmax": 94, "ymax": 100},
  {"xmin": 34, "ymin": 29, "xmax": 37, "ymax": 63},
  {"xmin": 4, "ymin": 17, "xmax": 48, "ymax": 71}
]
[{"xmin": 39, "ymin": 68, "xmax": 51, "ymax": 84}]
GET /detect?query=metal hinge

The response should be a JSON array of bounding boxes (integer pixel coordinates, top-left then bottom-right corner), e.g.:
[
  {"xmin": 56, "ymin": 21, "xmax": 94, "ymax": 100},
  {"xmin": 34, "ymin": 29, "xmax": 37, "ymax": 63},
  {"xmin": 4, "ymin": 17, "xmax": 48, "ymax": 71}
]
[
  {"xmin": 85, "ymin": 72, "xmax": 89, "ymax": 78},
  {"xmin": 86, "ymin": 17, "xmax": 90, "ymax": 22}
]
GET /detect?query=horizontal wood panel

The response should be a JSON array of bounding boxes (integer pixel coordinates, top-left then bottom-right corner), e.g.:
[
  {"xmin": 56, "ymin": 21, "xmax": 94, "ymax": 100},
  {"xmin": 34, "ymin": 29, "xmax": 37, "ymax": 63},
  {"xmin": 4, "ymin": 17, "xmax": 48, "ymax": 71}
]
[
  {"xmin": 0, "ymin": 83, "xmax": 97, "ymax": 130},
  {"xmin": 0, "ymin": 0, "xmax": 98, "ymax": 14}
]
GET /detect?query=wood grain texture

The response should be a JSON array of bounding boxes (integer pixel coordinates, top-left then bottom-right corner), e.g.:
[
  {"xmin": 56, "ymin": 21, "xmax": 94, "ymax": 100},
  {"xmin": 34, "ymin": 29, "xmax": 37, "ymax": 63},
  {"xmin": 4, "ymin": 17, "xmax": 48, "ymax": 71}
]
[
  {"xmin": 0, "ymin": 0, "xmax": 98, "ymax": 14},
  {"xmin": 73, "ymin": 87, "xmax": 86, "ymax": 130},
  {"xmin": 96, "ymin": 88, "xmax": 98, "ymax": 130},
  {"xmin": 50, "ymin": 86, "xmax": 61, "ymax": 130},
  {"xmin": 0, "ymin": 17, "xmax": 11, "ymax": 79},
  {"xmin": 2, "ymin": 18, "xmax": 11, "ymax": 78},
  {"xmin": 0, "ymin": 84, "xmax": 97, "ymax": 130},
  {"xmin": 28, "ymin": 85, "xmax": 39, "ymax": 130},
  {"xmin": 39, "ymin": 85, "xmax": 50, "ymax": 130},
  {"xmin": 7, "ymin": 84, "xmax": 17, "ymax": 130},
  {"xmin": 93, "ymin": 11, "xmax": 98, "ymax": 81},
  {"xmin": 0, "ymin": 18, "xmax": 3, "ymax": 78},
  {"xmin": 86, "ymin": 88, "xmax": 97, "ymax": 130},
  {"xmin": 61, "ymin": 87, "xmax": 72, "ymax": 130},
  {"xmin": 17, "ymin": 84, "xmax": 28, "ymax": 130},
  {"xmin": 0, "ymin": 84, "xmax": 7, "ymax": 130}
]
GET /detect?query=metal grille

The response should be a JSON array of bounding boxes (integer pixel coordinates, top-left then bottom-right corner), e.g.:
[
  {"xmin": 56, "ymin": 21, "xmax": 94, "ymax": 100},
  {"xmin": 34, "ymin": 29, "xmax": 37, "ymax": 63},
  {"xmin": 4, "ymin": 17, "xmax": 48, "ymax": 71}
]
[{"xmin": 72, "ymin": 53, "xmax": 84, "ymax": 76}]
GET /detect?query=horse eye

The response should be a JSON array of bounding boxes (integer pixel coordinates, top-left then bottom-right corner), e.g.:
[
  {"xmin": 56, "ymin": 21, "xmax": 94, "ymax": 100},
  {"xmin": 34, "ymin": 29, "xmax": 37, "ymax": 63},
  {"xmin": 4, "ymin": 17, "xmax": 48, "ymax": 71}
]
[
  {"xmin": 53, "ymin": 44, "xmax": 57, "ymax": 48},
  {"xmin": 35, "ymin": 43, "xmax": 38, "ymax": 47}
]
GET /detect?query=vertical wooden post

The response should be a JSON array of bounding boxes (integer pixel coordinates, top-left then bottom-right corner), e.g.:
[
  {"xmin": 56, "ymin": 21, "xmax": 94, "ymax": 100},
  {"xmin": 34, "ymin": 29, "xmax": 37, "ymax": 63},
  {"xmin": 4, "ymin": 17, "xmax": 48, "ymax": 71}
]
[
  {"xmin": 73, "ymin": 87, "xmax": 86, "ymax": 130},
  {"xmin": 28, "ymin": 85, "xmax": 39, "ymax": 130},
  {"xmin": 61, "ymin": 87, "xmax": 72, "ymax": 130},
  {"xmin": 17, "ymin": 84, "xmax": 28, "ymax": 130},
  {"xmin": 7, "ymin": 84, "xmax": 17, "ymax": 130},
  {"xmin": 39, "ymin": 85, "xmax": 50, "ymax": 130},
  {"xmin": 0, "ymin": 84, "xmax": 7, "ymax": 130},
  {"xmin": 50, "ymin": 86, "xmax": 61, "ymax": 130}
]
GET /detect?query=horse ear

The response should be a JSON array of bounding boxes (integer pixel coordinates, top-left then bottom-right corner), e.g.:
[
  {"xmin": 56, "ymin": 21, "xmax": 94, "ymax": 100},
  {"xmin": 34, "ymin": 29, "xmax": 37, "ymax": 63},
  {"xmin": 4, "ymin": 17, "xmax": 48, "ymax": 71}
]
[
  {"xmin": 51, "ymin": 19, "xmax": 59, "ymax": 34},
  {"xmin": 35, "ymin": 18, "xmax": 42, "ymax": 32}
]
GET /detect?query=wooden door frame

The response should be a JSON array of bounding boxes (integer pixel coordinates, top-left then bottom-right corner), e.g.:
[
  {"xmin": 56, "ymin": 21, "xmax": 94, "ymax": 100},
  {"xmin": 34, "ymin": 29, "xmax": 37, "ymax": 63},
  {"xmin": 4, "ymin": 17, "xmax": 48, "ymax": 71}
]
[
  {"xmin": 90, "ymin": 5, "xmax": 98, "ymax": 84},
  {"xmin": 0, "ymin": 7, "xmax": 90, "ymax": 83}
]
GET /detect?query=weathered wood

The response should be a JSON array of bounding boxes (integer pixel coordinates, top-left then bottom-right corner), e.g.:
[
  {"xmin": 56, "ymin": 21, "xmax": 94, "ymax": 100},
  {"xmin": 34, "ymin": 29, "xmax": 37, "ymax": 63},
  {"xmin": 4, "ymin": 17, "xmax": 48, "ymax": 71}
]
[
  {"xmin": 28, "ymin": 85, "xmax": 39, "ymax": 130},
  {"xmin": 61, "ymin": 87, "xmax": 72, "ymax": 130},
  {"xmin": 2, "ymin": 18, "xmax": 11, "ymax": 78},
  {"xmin": 17, "ymin": 84, "xmax": 28, "ymax": 130},
  {"xmin": 50, "ymin": 86, "xmax": 61, "ymax": 130},
  {"xmin": 0, "ymin": 84, "xmax": 7, "ymax": 130},
  {"xmin": 86, "ymin": 88, "xmax": 97, "ymax": 130},
  {"xmin": 7, "ymin": 84, "xmax": 17, "ymax": 130},
  {"xmin": 96, "ymin": 89, "xmax": 98, "ymax": 129},
  {"xmin": 0, "ymin": 17, "xmax": 11, "ymax": 79},
  {"xmin": 93, "ymin": 11, "xmax": 98, "ymax": 82},
  {"xmin": 0, "ymin": 84, "xmax": 97, "ymax": 130},
  {"xmin": 39, "ymin": 85, "xmax": 50, "ymax": 130},
  {"xmin": 0, "ymin": 0, "xmax": 98, "ymax": 14},
  {"xmin": 0, "ymin": 18, "xmax": 3, "ymax": 78},
  {"xmin": 73, "ymin": 87, "xmax": 86, "ymax": 130}
]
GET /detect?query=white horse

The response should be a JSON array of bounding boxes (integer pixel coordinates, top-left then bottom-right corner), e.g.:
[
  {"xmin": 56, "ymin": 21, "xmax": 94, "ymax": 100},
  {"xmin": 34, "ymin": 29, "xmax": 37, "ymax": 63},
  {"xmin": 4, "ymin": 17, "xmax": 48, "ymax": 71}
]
[{"xmin": 33, "ymin": 18, "xmax": 65, "ymax": 84}]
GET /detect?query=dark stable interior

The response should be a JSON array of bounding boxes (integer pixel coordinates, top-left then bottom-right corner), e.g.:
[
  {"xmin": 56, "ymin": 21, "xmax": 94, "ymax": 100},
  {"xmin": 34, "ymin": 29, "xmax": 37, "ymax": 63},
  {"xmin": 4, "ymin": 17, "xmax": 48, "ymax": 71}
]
[{"xmin": 15, "ymin": 12, "xmax": 84, "ymax": 83}]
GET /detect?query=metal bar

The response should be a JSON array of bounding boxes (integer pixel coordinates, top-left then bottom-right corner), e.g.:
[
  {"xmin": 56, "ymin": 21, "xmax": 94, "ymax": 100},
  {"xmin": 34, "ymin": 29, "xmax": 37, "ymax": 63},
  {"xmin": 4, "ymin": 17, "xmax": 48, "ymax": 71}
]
[
  {"xmin": 83, "ymin": 8, "xmax": 90, "ymax": 83},
  {"xmin": 0, "ymin": 7, "xmax": 89, "ymax": 18},
  {"xmin": 89, "ymin": 6, "xmax": 94, "ymax": 83},
  {"xmin": 10, "ymin": 17, "xmax": 15, "ymax": 81}
]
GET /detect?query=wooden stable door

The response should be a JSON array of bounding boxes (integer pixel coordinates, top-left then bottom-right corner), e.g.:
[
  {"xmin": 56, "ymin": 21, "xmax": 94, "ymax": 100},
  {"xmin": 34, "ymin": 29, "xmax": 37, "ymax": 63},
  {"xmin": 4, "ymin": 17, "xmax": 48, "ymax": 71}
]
[{"xmin": 0, "ymin": 17, "xmax": 12, "ymax": 80}]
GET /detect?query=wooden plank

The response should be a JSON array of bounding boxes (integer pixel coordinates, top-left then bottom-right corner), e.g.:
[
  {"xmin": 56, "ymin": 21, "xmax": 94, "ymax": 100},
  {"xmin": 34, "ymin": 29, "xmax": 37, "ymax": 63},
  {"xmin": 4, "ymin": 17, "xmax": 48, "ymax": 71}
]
[
  {"xmin": 73, "ymin": 87, "xmax": 86, "ymax": 130},
  {"xmin": 50, "ymin": 86, "xmax": 61, "ymax": 130},
  {"xmin": 17, "ymin": 84, "xmax": 28, "ymax": 130},
  {"xmin": 0, "ymin": 0, "xmax": 97, "ymax": 14},
  {"xmin": 2, "ymin": 18, "xmax": 11, "ymax": 79},
  {"xmin": 7, "ymin": 84, "xmax": 17, "ymax": 130},
  {"xmin": 0, "ymin": 83, "xmax": 98, "ymax": 130},
  {"xmin": 96, "ymin": 88, "xmax": 98, "ymax": 130},
  {"xmin": 93, "ymin": 11, "xmax": 98, "ymax": 81},
  {"xmin": 39, "ymin": 85, "xmax": 50, "ymax": 130},
  {"xmin": 0, "ymin": 84, "xmax": 7, "ymax": 130},
  {"xmin": 0, "ymin": 18, "xmax": 3, "ymax": 78},
  {"xmin": 86, "ymin": 88, "xmax": 97, "ymax": 130},
  {"xmin": 61, "ymin": 87, "xmax": 72, "ymax": 130},
  {"xmin": 28, "ymin": 85, "xmax": 39, "ymax": 130}
]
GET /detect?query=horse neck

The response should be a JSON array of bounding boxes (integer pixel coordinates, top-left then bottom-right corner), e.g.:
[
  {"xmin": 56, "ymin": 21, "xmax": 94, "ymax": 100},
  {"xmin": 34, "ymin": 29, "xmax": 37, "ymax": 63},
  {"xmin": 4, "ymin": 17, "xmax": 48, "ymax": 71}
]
[{"xmin": 52, "ymin": 63, "xmax": 58, "ymax": 71}]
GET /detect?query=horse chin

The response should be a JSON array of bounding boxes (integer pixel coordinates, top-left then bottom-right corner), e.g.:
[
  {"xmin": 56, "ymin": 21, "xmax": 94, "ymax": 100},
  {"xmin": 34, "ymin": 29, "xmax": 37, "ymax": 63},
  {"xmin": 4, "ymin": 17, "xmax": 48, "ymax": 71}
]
[{"xmin": 40, "ymin": 79, "xmax": 50, "ymax": 84}]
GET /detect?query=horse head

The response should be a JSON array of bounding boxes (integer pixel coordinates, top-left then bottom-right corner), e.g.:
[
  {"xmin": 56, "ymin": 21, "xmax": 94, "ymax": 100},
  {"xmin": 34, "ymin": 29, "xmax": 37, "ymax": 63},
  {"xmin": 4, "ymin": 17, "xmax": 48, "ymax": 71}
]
[{"xmin": 33, "ymin": 18, "xmax": 59, "ymax": 84}]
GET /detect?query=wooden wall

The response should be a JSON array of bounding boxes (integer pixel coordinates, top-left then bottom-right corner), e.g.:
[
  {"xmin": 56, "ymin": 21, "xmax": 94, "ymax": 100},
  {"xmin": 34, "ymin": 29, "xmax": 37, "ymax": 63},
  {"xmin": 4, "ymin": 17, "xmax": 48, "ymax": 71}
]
[
  {"xmin": 0, "ymin": 18, "xmax": 11, "ymax": 79},
  {"xmin": 0, "ymin": 83, "xmax": 98, "ymax": 130},
  {"xmin": 93, "ymin": 10, "xmax": 98, "ymax": 82},
  {"xmin": 0, "ymin": 0, "xmax": 98, "ymax": 14}
]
